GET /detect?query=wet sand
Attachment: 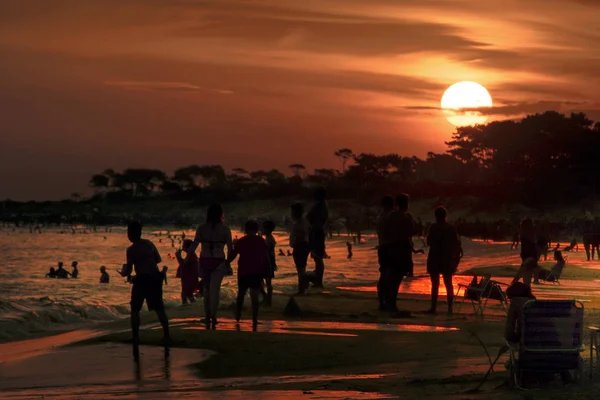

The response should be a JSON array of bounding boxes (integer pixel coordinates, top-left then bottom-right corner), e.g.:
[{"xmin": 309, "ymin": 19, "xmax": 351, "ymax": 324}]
[{"xmin": 3, "ymin": 237, "xmax": 600, "ymax": 398}]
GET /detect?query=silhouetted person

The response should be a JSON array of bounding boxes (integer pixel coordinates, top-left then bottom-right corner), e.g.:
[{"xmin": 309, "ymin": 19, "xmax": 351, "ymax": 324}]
[
  {"xmin": 71, "ymin": 261, "xmax": 79, "ymax": 279},
  {"xmin": 279, "ymin": 249, "xmax": 286, "ymax": 257},
  {"xmin": 426, "ymin": 206, "xmax": 461, "ymax": 315},
  {"xmin": 511, "ymin": 227, "xmax": 520, "ymax": 250},
  {"xmin": 306, "ymin": 187, "xmax": 329, "ymax": 288},
  {"xmin": 346, "ymin": 241, "xmax": 353, "ymax": 259},
  {"xmin": 290, "ymin": 203, "xmax": 310, "ymax": 295},
  {"xmin": 185, "ymin": 203, "xmax": 233, "ymax": 327},
  {"xmin": 46, "ymin": 267, "xmax": 57, "ymax": 278},
  {"xmin": 175, "ymin": 239, "xmax": 199, "ymax": 304},
  {"xmin": 262, "ymin": 220, "xmax": 277, "ymax": 306},
  {"xmin": 287, "ymin": 250, "xmax": 292, "ymax": 257},
  {"xmin": 505, "ymin": 282, "xmax": 536, "ymax": 343},
  {"xmin": 55, "ymin": 262, "xmax": 71, "ymax": 279},
  {"xmin": 583, "ymin": 218, "xmax": 593, "ymax": 261},
  {"xmin": 535, "ymin": 250, "xmax": 565, "ymax": 283},
  {"xmin": 383, "ymin": 194, "xmax": 414, "ymax": 312},
  {"xmin": 118, "ymin": 221, "xmax": 170, "ymax": 361},
  {"xmin": 161, "ymin": 266, "xmax": 169, "ymax": 285},
  {"xmin": 99, "ymin": 266, "xmax": 109, "ymax": 284},
  {"xmin": 376, "ymin": 195, "xmax": 395, "ymax": 311},
  {"xmin": 512, "ymin": 218, "xmax": 538, "ymax": 286},
  {"xmin": 227, "ymin": 220, "xmax": 271, "ymax": 328}
]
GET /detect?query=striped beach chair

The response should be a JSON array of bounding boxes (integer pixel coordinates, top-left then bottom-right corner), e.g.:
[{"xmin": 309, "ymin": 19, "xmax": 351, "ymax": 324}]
[{"xmin": 506, "ymin": 300, "xmax": 584, "ymax": 389}]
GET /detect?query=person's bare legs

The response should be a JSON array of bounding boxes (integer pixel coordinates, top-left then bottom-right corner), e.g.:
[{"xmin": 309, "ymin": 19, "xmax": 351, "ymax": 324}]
[
  {"xmin": 442, "ymin": 273, "xmax": 454, "ymax": 314},
  {"xmin": 202, "ymin": 275, "xmax": 211, "ymax": 326},
  {"xmin": 265, "ymin": 277, "xmax": 273, "ymax": 306},
  {"xmin": 209, "ymin": 266, "xmax": 226, "ymax": 325},
  {"xmin": 131, "ymin": 310, "xmax": 140, "ymax": 361},
  {"xmin": 250, "ymin": 287, "xmax": 260, "ymax": 328},
  {"xmin": 428, "ymin": 273, "xmax": 440, "ymax": 314}
]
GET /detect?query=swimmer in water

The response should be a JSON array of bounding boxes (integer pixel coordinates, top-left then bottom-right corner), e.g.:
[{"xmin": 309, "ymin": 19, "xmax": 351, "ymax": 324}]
[
  {"xmin": 55, "ymin": 262, "xmax": 71, "ymax": 279},
  {"xmin": 99, "ymin": 266, "xmax": 110, "ymax": 283},
  {"xmin": 71, "ymin": 261, "xmax": 79, "ymax": 278},
  {"xmin": 46, "ymin": 267, "xmax": 57, "ymax": 278}
]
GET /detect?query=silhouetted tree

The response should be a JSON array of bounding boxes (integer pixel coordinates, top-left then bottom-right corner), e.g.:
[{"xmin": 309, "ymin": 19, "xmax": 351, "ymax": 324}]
[
  {"xmin": 334, "ymin": 148, "xmax": 354, "ymax": 172},
  {"xmin": 288, "ymin": 164, "xmax": 306, "ymax": 177}
]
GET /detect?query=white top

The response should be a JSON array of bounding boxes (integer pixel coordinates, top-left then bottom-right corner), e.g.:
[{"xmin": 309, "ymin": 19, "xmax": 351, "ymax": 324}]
[{"xmin": 194, "ymin": 222, "xmax": 232, "ymax": 259}]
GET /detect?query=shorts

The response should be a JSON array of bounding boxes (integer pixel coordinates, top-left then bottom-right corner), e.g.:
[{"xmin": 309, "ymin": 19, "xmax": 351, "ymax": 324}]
[
  {"xmin": 293, "ymin": 242, "xmax": 311, "ymax": 270},
  {"xmin": 309, "ymin": 227, "xmax": 326, "ymax": 259},
  {"xmin": 131, "ymin": 273, "xmax": 164, "ymax": 312},
  {"xmin": 238, "ymin": 274, "xmax": 264, "ymax": 292}
]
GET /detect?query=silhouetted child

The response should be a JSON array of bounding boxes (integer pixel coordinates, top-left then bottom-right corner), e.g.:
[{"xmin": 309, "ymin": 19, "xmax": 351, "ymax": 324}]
[
  {"xmin": 118, "ymin": 221, "xmax": 170, "ymax": 361},
  {"xmin": 71, "ymin": 261, "xmax": 79, "ymax": 278},
  {"xmin": 287, "ymin": 250, "xmax": 292, "ymax": 257},
  {"xmin": 161, "ymin": 266, "xmax": 169, "ymax": 285},
  {"xmin": 262, "ymin": 220, "xmax": 277, "ymax": 306},
  {"xmin": 279, "ymin": 249, "xmax": 286, "ymax": 257},
  {"xmin": 226, "ymin": 220, "xmax": 271, "ymax": 328},
  {"xmin": 46, "ymin": 267, "xmax": 57, "ymax": 278},
  {"xmin": 99, "ymin": 266, "xmax": 110, "ymax": 284},
  {"xmin": 175, "ymin": 239, "xmax": 199, "ymax": 304},
  {"xmin": 346, "ymin": 242, "xmax": 353, "ymax": 259},
  {"xmin": 290, "ymin": 203, "xmax": 311, "ymax": 294},
  {"xmin": 55, "ymin": 262, "xmax": 71, "ymax": 279}
]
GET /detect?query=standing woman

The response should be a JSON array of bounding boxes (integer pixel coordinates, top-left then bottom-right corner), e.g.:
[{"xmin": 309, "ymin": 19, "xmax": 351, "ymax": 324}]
[
  {"xmin": 426, "ymin": 206, "xmax": 462, "ymax": 315},
  {"xmin": 185, "ymin": 203, "xmax": 233, "ymax": 327},
  {"xmin": 512, "ymin": 218, "xmax": 538, "ymax": 286}
]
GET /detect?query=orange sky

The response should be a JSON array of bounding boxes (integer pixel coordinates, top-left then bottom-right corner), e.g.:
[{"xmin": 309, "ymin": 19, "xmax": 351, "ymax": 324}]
[{"xmin": 1, "ymin": 0, "xmax": 599, "ymax": 200}]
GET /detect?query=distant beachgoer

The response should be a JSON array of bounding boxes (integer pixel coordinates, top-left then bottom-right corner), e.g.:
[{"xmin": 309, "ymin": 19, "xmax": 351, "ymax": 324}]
[
  {"xmin": 71, "ymin": 261, "xmax": 79, "ymax": 278},
  {"xmin": 176, "ymin": 239, "xmax": 199, "ymax": 304},
  {"xmin": 583, "ymin": 218, "xmax": 593, "ymax": 261},
  {"xmin": 46, "ymin": 267, "xmax": 57, "ymax": 278},
  {"xmin": 290, "ymin": 203, "xmax": 311, "ymax": 295},
  {"xmin": 227, "ymin": 220, "xmax": 271, "ymax": 328},
  {"xmin": 118, "ymin": 221, "xmax": 170, "ymax": 361},
  {"xmin": 279, "ymin": 249, "xmax": 286, "ymax": 257},
  {"xmin": 287, "ymin": 250, "xmax": 292, "ymax": 257},
  {"xmin": 99, "ymin": 266, "xmax": 110, "ymax": 284},
  {"xmin": 512, "ymin": 218, "xmax": 538, "ymax": 286},
  {"xmin": 185, "ymin": 203, "xmax": 233, "ymax": 327},
  {"xmin": 262, "ymin": 220, "xmax": 277, "ymax": 306},
  {"xmin": 346, "ymin": 242, "xmax": 353, "ymax": 259},
  {"xmin": 55, "ymin": 262, "xmax": 71, "ymax": 279},
  {"xmin": 510, "ymin": 228, "xmax": 520, "ymax": 250},
  {"xmin": 376, "ymin": 195, "xmax": 395, "ymax": 311},
  {"xmin": 161, "ymin": 266, "xmax": 169, "ymax": 285},
  {"xmin": 306, "ymin": 187, "xmax": 329, "ymax": 288},
  {"xmin": 426, "ymin": 206, "xmax": 461, "ymax": 315},
  {"xmin": 381, "ymin": 194, "xmax": 414, "ymax": 312},
  {"xmin": 563, "ymin": 238, "xmax": 578, "ymax": 252},
  {"xmin": 535, "ymin": 250, "xmax": 566, "ymax": 283}
]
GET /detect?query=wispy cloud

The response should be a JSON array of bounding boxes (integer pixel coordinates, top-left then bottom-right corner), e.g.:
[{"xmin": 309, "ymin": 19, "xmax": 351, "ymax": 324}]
[{"xmin": 104, "ymin": 81, "xmax": 233, "ymax": 94}]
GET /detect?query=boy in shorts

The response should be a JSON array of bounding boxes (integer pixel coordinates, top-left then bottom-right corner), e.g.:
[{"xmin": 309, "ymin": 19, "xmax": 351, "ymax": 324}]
[{"xmin": 119, "ymin": 221, "xmax": 170, "ymax": 361}]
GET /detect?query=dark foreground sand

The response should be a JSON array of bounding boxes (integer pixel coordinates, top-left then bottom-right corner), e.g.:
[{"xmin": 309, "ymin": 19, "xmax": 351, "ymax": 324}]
[{"xmin": 3, "ymin": 281, "xmax": 600, "ymax": 399}]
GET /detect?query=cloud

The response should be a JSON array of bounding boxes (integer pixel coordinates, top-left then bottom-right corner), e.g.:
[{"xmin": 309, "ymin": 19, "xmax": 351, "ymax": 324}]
[
  {"xmin": 404, "ymin": 101, "xmax": 600, "ymax": 119},
  {"xmin": 104, "ymin": 80, "xmax": 233, "ymax": 94}
]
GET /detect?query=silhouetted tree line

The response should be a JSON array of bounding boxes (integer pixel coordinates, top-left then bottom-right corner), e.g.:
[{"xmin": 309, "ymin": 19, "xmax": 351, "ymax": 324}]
[{"xmin": 84, "ymin": 111, "xmax": 600, "ymax": 209}]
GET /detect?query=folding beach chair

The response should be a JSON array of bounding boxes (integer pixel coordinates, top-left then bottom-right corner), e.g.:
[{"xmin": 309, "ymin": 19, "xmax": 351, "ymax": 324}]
[
  {"xmin": 506, "ymin": 300, "xmax": 584, "ymax": 389},
  {"xmin": 456, "ymin": 274, "xmax": 509, "ymax": 316},
  {"xmin": 539, "ymin": 256, "xmax": 567, "ymax": 285}
]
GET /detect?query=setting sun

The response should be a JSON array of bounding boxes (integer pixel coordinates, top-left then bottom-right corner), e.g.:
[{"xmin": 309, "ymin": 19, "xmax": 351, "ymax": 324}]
[{"xmin": 441, "ymin": 81, "xmax": 493, "ymax": 127}]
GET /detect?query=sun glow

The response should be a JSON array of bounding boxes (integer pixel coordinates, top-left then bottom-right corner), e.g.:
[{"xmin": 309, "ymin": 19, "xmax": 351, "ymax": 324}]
[{"xmin": 441, "ymin": 81, "xmax": 493, "ymax": 127}]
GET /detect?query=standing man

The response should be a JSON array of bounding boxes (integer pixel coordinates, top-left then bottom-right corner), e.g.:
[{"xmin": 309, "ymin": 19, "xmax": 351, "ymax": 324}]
[
  {"xmin": 306, "ymin": 187, "xmax": 329, "ymax": 288},
  {"xmin": 376, "ymin": 195, "xmax": 395, "ymax": 311},
  {"xmin": 119, "ymin": 221, "xmax": 170, "ymax": 361},
  {"xmin": 384, "ymin": 194, "xmax": 414, "ymax": 313}
]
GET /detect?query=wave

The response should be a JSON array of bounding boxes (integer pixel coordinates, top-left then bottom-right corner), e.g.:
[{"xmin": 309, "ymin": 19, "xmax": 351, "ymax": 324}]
[{"xmin": 0, "ymin": 297, "xmax": 130, "ymax": 342}]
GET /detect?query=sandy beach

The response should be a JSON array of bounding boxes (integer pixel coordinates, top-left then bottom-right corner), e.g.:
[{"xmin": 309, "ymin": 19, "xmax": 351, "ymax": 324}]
[{"xmin": 3, "ymin": 231, "xmax": 600, "ymax": 399}]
